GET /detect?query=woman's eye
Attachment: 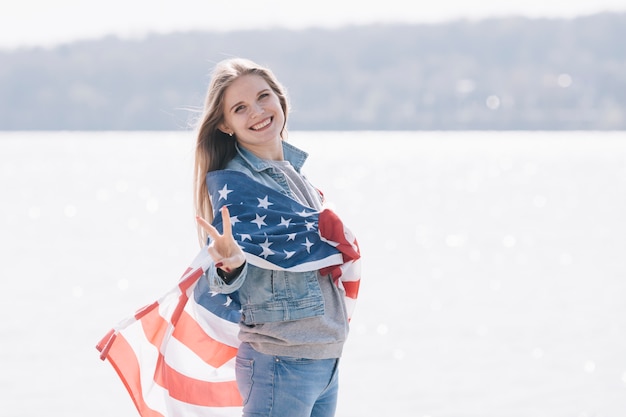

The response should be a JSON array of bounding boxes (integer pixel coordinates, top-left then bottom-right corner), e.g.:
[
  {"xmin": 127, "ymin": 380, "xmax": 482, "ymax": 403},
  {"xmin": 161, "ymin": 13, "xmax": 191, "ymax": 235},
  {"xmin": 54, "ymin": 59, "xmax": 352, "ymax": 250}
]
[
  {"xmin": 234, "ymin": 105, "xmax": 246, "ymax": 113},
  {"xmin": 259, "ymin": 93, "xmax": 269, "ymax": 100}
]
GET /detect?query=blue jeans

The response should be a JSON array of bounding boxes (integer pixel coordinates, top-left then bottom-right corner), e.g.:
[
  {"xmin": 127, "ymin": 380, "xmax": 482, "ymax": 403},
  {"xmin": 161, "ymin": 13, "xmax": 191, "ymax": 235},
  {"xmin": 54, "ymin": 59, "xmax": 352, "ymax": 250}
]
[{"xmin": 235, "ymin": 342, "xmax": 340, "ymax": 417}]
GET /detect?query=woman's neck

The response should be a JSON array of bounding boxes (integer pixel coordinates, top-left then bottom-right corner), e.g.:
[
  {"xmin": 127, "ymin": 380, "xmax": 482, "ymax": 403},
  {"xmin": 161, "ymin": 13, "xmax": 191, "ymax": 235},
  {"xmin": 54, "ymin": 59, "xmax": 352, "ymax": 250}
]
[{"xmin": 239, "ymin": 141, "xmax": 284, "ymax": 161}]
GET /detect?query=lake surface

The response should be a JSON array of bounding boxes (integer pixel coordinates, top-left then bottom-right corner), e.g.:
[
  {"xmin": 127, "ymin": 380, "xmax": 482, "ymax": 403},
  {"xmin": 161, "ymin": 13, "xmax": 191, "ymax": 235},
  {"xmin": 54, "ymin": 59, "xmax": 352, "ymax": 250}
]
[{"xmin": 1, "ymin": 130, "xmax": 625, "ymax": 417}]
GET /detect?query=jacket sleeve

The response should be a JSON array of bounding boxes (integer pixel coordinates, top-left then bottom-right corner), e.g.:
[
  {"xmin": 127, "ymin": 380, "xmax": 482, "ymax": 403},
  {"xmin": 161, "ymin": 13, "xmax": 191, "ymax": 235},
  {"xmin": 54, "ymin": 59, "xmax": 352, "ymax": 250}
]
[{"xmin": 204, "ymin": 261, "xmax": 248, "ymax": 294}]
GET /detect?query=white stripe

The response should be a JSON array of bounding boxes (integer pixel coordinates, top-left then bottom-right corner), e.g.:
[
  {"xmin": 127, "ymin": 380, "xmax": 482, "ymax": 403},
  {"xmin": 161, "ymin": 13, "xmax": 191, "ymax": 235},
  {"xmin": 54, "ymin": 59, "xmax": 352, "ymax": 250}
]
[
  {"xmin": 244, "ymin": 252, "xmax": 344, "ymax": 272},
  {"xmin": 187, "ymin": 298, "xmax": 241, "ymax": 348},
  {"xmin": 165, "ymin": 395, "xmax": 241, "ymax": 417},
  {"xmin": 161, "ymin": 336, "xmax": 236, "ymax": 382},
  {"xmin": 339, "ymin": 259, "xmax": 361, "ymax": 282},
  {"xmin": 185, "ymin": 246, "xmax": 212, "ymax": 272},
  {"xmin": 344, "ymin": 297, "xmax": 357, "ymax": 317},
  {"xmin": 156, "ymin": 287, "xmax": 186, "ymax": 319},
  {"xmin": 120, "ymin": 319, "xmax": 169, "ymax": 415},
  {"xmin": 120, "ymin": 310, "xmax": 241, "ymax": 416}
]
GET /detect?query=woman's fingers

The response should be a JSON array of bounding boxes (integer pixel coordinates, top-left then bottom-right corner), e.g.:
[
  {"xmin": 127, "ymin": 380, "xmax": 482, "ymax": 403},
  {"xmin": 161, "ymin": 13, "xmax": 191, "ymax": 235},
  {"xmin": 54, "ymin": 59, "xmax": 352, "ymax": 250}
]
[
  {"xmin": 196, "ymin": 206, "xmax": 233, "ymax": 239},
  {"xmin": 197, "ymin": 208, "xmax": 244, "ymax": 268},
  {"xmin": 194, "ymin": 207, "xmax": 245, "ymax": 276},
  {"xmin": 207, "ymin": 242, "xmax": 245, "ymax": 272},
  {"xmin": 220, "ymin": 206, "xmax": 234, "ymax": 238},
  {"xmin": 195, "ymin": 216, "xmax": 220, "ymax": 240}
]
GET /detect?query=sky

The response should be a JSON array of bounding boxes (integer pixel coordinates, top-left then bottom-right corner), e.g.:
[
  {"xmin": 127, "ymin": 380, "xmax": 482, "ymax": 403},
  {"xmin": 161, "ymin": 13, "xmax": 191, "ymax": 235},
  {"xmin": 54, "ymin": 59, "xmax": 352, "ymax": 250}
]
[{"xmin": 1, "ymin": 0, "xmax": 625, "ymax": 50}]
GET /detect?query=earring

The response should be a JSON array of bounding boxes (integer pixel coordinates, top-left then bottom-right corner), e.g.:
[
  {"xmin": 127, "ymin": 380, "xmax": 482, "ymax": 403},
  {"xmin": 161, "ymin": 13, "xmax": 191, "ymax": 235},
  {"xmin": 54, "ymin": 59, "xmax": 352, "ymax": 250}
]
[{"xmin": 229, "ymin": 132, "xmax": 233, "ymax": 137}]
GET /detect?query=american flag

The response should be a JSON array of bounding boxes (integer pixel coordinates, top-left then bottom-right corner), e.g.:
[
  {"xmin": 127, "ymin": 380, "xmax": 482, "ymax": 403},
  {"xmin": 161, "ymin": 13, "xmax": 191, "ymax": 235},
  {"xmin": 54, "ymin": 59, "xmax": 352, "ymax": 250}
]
[{"xmin": 97, "ymin": 169, "xmax": 361, "ymax": 417}]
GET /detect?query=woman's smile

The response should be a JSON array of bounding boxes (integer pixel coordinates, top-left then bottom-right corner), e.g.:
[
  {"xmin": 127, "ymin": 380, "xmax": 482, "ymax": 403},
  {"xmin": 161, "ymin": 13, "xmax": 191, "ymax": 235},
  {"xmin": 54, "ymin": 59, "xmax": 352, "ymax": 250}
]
[{"xmin": 251, "ymin": 117, "xmax": 273, "ymax": 131}]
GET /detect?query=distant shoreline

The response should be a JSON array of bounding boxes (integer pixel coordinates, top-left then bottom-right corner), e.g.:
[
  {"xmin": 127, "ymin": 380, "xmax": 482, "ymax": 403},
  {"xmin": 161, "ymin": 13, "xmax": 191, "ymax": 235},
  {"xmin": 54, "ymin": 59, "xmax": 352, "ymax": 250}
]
[{"xmin": 1, "ymin": 13, "xmax": 625, "ymax": 131}]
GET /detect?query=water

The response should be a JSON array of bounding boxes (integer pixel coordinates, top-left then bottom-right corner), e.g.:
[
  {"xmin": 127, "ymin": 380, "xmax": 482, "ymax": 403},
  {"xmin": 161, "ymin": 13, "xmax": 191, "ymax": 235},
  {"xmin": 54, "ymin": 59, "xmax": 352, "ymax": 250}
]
[{"xmin": 1, "ymin": 130, "xmax": 626, "ymax": 417}]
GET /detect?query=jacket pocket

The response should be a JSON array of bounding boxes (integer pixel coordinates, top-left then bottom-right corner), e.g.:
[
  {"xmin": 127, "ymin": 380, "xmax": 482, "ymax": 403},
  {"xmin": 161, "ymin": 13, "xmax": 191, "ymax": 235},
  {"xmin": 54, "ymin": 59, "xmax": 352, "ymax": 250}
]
[{"xmin": 239, "ymin": 266, "xmax": 325, "ymax": 325}]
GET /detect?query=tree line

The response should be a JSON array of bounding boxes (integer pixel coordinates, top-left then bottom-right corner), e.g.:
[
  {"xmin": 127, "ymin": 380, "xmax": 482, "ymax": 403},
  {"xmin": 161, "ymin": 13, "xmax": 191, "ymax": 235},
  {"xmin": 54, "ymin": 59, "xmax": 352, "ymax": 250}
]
[{"xmin": 1, "ymin": 12, "xmax": 625, "ymax": 130}]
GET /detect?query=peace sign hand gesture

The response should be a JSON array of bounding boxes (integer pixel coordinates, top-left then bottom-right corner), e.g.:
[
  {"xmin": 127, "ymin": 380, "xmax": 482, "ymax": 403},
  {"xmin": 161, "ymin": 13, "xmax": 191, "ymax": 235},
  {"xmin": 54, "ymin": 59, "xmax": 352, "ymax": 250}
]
[{"xmin": 196, "ymin": 206, "xmax": 246, "ymax": 274}]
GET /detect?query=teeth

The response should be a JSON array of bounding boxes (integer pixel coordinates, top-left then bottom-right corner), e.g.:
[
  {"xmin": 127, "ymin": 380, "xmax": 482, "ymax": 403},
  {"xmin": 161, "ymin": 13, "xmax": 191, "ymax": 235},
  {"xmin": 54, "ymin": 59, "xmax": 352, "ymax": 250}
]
[{"xmin": 251, "ymin": 118, "xmax": 271, "ymax": 130}]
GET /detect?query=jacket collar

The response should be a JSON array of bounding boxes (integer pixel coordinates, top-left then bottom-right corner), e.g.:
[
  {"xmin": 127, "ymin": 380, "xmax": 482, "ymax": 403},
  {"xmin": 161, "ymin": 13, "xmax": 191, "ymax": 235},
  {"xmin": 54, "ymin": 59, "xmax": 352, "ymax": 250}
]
[{"xmin": 234, "ymin": 141, "xmax": 309, "ymax": 173}]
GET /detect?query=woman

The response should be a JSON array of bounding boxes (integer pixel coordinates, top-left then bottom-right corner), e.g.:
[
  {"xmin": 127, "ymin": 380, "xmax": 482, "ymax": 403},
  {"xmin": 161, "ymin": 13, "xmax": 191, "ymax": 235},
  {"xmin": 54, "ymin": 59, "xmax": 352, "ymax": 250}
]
[{"xmin": 193, "ymin": 58, "xmax": 360, "ymax": 417}]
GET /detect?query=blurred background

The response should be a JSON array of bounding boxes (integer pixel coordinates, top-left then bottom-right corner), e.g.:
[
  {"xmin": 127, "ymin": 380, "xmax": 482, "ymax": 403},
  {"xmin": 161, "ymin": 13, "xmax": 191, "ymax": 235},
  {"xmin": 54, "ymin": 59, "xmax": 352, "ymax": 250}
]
[
  {"xmin": 1, "ymin": 2, "xmax": 626, "ymax": 417},
  {"xmin": 1, "ymin": 0, "xmax": 626, "ymax": 131}
]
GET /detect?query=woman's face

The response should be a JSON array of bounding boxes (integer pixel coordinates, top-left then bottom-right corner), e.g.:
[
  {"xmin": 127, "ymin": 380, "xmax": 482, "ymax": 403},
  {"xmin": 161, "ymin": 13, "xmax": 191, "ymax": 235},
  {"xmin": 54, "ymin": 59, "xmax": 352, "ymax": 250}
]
[{"xmin": 220, "ymin": 74, "xmax": 285, "ymax": 158}]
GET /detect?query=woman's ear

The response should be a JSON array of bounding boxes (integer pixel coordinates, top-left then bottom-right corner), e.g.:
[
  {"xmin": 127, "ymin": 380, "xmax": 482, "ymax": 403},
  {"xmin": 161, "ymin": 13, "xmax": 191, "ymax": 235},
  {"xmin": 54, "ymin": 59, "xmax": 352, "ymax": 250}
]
[{"xmin": 218, "ymin": 123, "xmax": 233, "ymax": 136}]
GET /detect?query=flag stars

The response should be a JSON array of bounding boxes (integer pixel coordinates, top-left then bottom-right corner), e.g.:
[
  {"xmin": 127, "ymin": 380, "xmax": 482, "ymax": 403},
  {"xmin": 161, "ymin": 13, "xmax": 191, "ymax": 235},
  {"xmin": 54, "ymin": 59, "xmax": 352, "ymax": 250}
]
[
  {"xmin": 305, "ymin": 221, "xmax": 316, "ymax": 231},
  {"xmin": 251, "ymin": 213, "xmax": 267, "ymax": 229},
  {"xmin": 257, "ymin": 195, "xmax": 273, "ymax": 209},
  {"xmin": 230, "ymin": 216, "xmax": 241, "ymax": 227},
  {"xmin": 297, "ymin": 209, "xmax": 315, "ymax": 218},
  {"xmin": 302, "ymin": 237, "xmax": 314, "ymax": 253},
  {"xmin": 218, "ymin": 184, "xmax": 233, "ymax": 201},
  {"xmin": 240, "ymin": 233, "xmax": 252, "ymax": 242},
  {"xmin": 259, "ymin": 238, "xmax": 275, "ymax": 259},
  {"xmin": 283, "ymin": 250, "xmax": 295, "ymax": 259},
  {"xmin": 287, "ymin": 233, "xmax": 297, "ymax": 241},
  {"xmin": 279, "ymin": 216, "xmax": 292, "ymax": 228}
]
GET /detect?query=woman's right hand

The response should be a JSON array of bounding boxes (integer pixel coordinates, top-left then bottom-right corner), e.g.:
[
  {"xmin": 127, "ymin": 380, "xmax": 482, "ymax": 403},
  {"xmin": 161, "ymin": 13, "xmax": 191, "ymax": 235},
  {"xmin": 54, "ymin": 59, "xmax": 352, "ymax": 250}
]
[{"xmin": 196, "ymin": 206, "xmax": 246, "ymax": 273}]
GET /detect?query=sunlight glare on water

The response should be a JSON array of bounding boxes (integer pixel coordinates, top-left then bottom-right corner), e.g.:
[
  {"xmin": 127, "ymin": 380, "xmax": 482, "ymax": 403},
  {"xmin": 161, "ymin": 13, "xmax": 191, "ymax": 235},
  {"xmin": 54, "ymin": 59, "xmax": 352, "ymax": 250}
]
[{"xmin": 1, "ymin": 130, "xmax": 626, "ymax": 417}]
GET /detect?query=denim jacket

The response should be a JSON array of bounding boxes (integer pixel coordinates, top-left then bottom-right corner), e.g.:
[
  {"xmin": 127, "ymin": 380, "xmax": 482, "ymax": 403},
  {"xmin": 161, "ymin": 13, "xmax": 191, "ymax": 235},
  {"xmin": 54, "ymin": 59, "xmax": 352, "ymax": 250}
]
[{"xmin": 204, "ymin": 141, "xmax": 326, "ymax": 326}]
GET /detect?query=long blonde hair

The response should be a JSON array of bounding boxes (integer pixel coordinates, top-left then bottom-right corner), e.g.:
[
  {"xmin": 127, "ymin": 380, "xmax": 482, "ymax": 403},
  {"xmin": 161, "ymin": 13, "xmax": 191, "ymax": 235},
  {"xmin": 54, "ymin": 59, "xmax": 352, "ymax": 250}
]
[{"xmin": 193, "ymin": 58, "xmax": 290, "ymax": 245}]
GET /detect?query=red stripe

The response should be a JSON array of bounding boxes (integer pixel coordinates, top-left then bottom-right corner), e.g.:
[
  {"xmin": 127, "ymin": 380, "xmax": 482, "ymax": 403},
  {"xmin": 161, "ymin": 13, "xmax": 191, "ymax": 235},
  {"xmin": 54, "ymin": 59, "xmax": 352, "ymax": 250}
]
[
  {"xmin": 154, "ymin": 355, "xmax": 242, "ymax": 407},
  {"xmin": 170, "ymin": 293, "xmax": 189, "ymax": 327},
  {"xmin": 342, "ymin": 280, "xmax": 360, "ymax": 300},
  {"xmin": 178, "ymin": 267, "xmax": 204, "ymax": 293},
  {"xmin": 140, "ymin": 306, "xmax": 169, "ymax": 350},
  {"xmin": 96, "ymin": 328, "xmax": 116, "ymax": 360},
  {"xmin": 135, "ymin": 301, "xmax": 160, "ymax": 321},
  {"xmin": 106, "ymin": 334, "xmax": 165, "ymax": 417},
  {"xmin": 139, "ymin": 299, "xmax": 237, "ymax": 368},
  {"xmin": 105, "ymin": 303, "xmax": 242, "ymax": 411},
  {"xmin": 173, "ymin": 310, "xmax": 238, "ymax": 368}
]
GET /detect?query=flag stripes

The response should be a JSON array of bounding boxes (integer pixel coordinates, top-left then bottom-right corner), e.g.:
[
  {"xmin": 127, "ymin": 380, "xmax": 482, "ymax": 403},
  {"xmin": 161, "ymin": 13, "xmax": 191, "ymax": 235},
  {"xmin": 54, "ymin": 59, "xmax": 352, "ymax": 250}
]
[{"xmin": 98, "ymin": 170, "xmax": 361, "ymax": 417}]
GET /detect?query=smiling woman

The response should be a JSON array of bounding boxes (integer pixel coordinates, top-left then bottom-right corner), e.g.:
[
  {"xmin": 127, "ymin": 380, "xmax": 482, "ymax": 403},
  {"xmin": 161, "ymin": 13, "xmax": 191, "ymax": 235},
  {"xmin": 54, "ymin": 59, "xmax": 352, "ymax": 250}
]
[
  {"xmin": 187, "ymin": 59, "xmax": 362, "ymax": 416},
  {"xmin": 97, "ymin": 58, "xmax": 362, "ymax": 417},
  {"xmin": 218, "ymin": 75, "xmax": 287, "ymax": 161},
  {"xmin": 193, "ymin": 59, "xmax": 291, "ymax": 221}
]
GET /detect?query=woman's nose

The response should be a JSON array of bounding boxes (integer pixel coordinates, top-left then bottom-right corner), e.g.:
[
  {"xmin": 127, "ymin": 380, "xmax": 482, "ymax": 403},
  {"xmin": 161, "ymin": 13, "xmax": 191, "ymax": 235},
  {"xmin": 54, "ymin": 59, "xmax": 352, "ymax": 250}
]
[{"xmin": 251, "ymin": 103, "xmax": 263, "ymax": 117}]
